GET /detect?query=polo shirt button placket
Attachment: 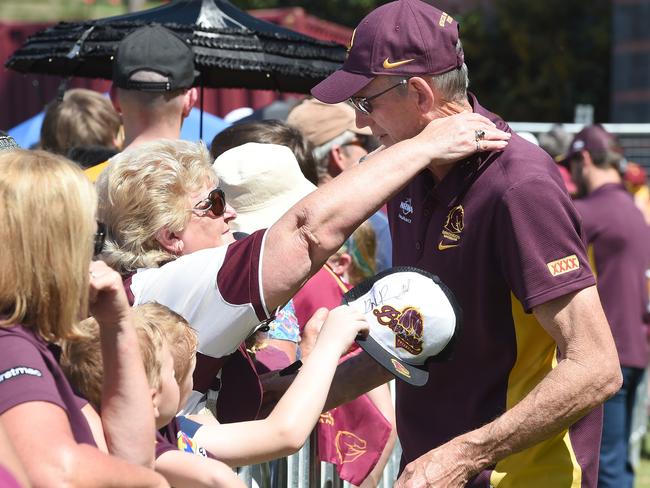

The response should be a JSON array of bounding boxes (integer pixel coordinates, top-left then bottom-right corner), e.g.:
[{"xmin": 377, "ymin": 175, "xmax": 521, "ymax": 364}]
[{"xmin": 415, "ymin": 241, "xmax": 422, "ymax": 251}]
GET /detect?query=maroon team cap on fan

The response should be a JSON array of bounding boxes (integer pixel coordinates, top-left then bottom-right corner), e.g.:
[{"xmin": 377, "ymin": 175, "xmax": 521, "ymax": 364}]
[
  {"xmin": 559, "ymin": 124, "xmax": 623, "ymax": 165},
  {"xmin": 311, "ymin": 0, "xmax": 464, "ymax": 104}
]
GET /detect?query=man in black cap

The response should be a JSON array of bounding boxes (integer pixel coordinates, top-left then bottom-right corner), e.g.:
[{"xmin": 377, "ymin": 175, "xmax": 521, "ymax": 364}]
[
  {"xmin": 309, "ymin": 0, "xmax": 622, "ymax": 486},
  {"xmin": 86, "ymin": 24, "xmax": 198, "ymax": 181}
]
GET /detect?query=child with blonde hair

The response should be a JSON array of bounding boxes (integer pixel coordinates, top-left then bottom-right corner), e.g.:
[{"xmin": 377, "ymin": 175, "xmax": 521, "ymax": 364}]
[{"xmin": 63, "ymin": 301, "xmax": 368, "ymax": 484}]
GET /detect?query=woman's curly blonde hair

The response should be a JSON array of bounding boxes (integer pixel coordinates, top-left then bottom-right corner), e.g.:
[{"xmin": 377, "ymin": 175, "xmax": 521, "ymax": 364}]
[{"xmin": 96, "ymin": 139, "xmax": 217, "ymax": 274}]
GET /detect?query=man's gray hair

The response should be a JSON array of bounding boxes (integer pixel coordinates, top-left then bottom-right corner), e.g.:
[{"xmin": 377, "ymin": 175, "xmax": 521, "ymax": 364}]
[
  {"xmin": 313, "ymin": 130, "xmax": 357, "ymax": 181},
  {"xmin": 429, "ymin": 40, "xmax": 469, "ymax": 103}
]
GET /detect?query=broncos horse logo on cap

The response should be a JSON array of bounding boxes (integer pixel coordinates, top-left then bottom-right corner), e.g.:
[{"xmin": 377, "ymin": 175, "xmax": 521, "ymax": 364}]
[{"xmin": 373, "ymin": 305, "xmax": 424, "ymax": 355}]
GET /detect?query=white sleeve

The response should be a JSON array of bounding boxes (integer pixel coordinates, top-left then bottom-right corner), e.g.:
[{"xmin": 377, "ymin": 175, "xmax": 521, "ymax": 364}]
[{"xmin": 131, "ymin": 246, "xmax": 262, "ymax": 358}]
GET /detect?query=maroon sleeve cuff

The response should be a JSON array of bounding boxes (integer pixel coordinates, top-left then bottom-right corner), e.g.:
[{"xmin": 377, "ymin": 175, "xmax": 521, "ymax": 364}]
[{"xmin": 218, "ymin": 229, "xmax": 269, "ymax": 322}]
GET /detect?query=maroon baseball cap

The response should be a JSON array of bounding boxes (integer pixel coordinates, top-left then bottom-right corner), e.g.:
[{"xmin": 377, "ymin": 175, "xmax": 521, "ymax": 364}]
[
  {"xmin": 560, "ymin": 125, "xmax": 623, "ymax": 165},
  {"xmin": 311, "ymin": 0, "xmax": 464, "ymax": 104}
]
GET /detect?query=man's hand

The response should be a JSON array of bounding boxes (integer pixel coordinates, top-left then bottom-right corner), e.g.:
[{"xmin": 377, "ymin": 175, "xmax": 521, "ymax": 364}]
[{"xmin": 395, "ymin": 440, "xmax": 474, "ymax": 488}]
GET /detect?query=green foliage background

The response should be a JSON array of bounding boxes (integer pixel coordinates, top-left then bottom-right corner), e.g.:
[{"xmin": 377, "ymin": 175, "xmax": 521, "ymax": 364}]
[
  {"xmin": 458, "ymin": 0, "xmax": 611, "ymax": 122},
  {"xmin": 1, "ymin": 0, "xmax": 611, "ymax": 122},
  {"xmin": 237, "ymin": 0, "xmax": 611, "ymax": 122}
]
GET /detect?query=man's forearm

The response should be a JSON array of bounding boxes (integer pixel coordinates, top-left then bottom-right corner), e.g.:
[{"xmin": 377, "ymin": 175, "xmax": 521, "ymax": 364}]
[
  {"xmin": 455, "ymin": 353, "xmax": 620, "ymax": 477},
  {"xmin": 260, "ymin": 351, "xmax": 392, "ymax": 417},
  {"xmin": 449, "ymin": 288, "xmax": 622, "ymax": 478}
]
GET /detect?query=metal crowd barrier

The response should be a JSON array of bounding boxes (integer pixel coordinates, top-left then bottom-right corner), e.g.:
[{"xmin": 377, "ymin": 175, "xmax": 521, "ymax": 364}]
[
  {"xmin": 236, "ymin": 381, "xmax": 401, "ymax": 488},
  {"xmin": 237, "ymin": 436, "xmax": 402, "ymax": 488},
  {"xmin": 509, "ymin": 122, "xmax": 650, "ymax": 168}
]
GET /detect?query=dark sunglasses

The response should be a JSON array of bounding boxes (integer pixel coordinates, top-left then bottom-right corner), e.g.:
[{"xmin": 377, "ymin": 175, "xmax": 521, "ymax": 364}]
[
  {"xmin": 348, "ymin": 79, "xmax": 408, "ymax": 115},
  {"xmin": 193, "ymin": 187, "xmax": 226, "ymax": 217},
  {"xmin": 94, "ymin": 221, "xmax": 106, "ymax": 257}
]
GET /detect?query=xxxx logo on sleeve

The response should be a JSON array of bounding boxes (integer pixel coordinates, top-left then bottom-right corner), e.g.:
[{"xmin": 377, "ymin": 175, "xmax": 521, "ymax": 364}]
[
  {"xmin": 547, "ymin": 255, "xmax": 580, "ymax": 277},
  {"xmin": 439, "ymin": 12, "xmax": 454, "ymax": 27}
]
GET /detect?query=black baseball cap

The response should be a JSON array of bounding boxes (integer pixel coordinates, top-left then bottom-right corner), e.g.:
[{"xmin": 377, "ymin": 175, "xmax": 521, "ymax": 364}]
[
  {"xmin": 312, "ymin": 0, "xmax": 464, "ymax": 104},
  {"xmin": 344, "ymin": 267, "xmax": 462, "ymax": 386},
  {"xmin": 112, "ymin": 24, "xmax": 199, "ymax": 92}
]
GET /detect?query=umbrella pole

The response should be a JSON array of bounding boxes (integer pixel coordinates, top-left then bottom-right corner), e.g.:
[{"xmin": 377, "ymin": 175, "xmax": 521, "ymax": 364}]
[{"xmin": 200, "ymin": 80, "xmax": 204, "ymax": 141}]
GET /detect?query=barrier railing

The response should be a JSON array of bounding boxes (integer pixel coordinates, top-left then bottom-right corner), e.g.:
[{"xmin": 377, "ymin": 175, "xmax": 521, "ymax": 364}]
[
  {"xmin": 236, "ymin": 381, "xmax": 401, "ymax": 488},
  {"xmin": 509, "ymin": 122, "xmax": 650, "ymax": 168},
  {"xmin": 237, "ymin": 438, "xmax": 402, "ymax": 488}
]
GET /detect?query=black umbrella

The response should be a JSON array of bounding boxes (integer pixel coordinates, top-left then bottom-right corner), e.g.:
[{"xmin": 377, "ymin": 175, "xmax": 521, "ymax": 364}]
[{"xmin": 5, "ymin": 0, "xmax": 347, "ymax": 94}]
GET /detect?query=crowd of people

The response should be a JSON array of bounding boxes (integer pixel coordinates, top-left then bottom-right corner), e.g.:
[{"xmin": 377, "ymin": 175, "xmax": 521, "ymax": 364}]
[{"xmin": 1, "ymin": 0, "xmax": 649, "ymax": 487}]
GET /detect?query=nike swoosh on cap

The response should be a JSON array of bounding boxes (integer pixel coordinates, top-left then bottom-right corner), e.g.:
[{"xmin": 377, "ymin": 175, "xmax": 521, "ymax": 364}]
[{"xmin": 382, "ymin": 58, "xmax": 415, "ymax": 69}]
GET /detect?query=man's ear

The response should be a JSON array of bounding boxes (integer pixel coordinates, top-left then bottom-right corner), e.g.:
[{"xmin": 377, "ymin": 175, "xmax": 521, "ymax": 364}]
[
  {"xmin": 182, "ymin": 87, "xmax": 199, "ymax": 119},
  {"xmin": 581, "ymin": 150, "xmax": 595, "ymax": 169},
  {"xmin": 110, "ymin": 84, "xmax": 121, "ymax": 113},
  {"xmin": 327, "ymin": 146, "xmax": 346, "ymax": 177},
  {"xmin": 151, "ymin": 387, "xmax": 160, "ymax": 420},
  {"xmin": 408, "ymin": 77, "xmax": 436, "ymax": 115},
  {"xmin": 155, "ymin": 228, "xmax": 184, "ymax": 255}
]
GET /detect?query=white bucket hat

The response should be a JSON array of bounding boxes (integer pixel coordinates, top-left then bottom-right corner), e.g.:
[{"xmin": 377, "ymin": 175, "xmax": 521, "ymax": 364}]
[{"xmin": 213, "ymin": 142, "xmax": 317, "ymax": 234}]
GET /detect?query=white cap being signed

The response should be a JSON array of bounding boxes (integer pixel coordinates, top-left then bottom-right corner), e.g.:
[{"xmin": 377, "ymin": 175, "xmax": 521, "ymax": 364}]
[{"xmin": 344, "ymin": 267, "xmax": 462, "ymax": 386}]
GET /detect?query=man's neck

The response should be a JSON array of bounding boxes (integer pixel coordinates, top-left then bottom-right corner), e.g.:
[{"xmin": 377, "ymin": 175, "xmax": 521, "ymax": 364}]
[
  {"xmin": 122, "ymin": 120, "xmax": 182, "ymax": 149},
  {"xmin": 587, "ymin": 168, "xmax": 622, "ymax": 193},
  {"xmin": 427, "ymin": 98, "xmax": 473, "ymax": 182}
]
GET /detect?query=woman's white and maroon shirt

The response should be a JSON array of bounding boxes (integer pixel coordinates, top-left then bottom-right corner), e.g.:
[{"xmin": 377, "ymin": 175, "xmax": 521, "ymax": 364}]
[{"xmin": 126, "ymin": 229, "xmax": 270, "ymax": 418}]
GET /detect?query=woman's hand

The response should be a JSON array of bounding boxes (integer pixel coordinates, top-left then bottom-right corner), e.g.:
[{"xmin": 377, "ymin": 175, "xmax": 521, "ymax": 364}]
[
  {"xmin": 415, "ymin": 112, "xmax": 511, "ymax": 165},
  {"xmin": 88, "ymin": 261, "xmax": 131, "ymax": 328}
]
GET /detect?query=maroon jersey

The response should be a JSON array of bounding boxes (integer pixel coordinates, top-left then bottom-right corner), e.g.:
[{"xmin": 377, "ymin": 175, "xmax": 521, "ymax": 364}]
[
  {"xmin": 387, "ymin": 93, "xmax": 599, "ymax": 487},
  {"xmin": 574, "ymin": 183, "xmax": 650, "ymax": 368},
  {"xmin": 128, "ymin": 230, "xmax": 269, "ymax": 421},
  {"xmin": 155, "ymin": 417, "xmax": 210, "ymax": 459},
  {"xmin": 0, "ymin": 325, "xmax": 96, "ymax": 447}
]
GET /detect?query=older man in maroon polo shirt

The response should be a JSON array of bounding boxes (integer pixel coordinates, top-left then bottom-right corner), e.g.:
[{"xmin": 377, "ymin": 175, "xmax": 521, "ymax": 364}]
[
  {"xmin": 311, "ymin": 1, "xmax": 622, "ymax": 487},
  {"xmin": 565, "ymin": 125, "xmax": 650, "ymax": 488}
]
